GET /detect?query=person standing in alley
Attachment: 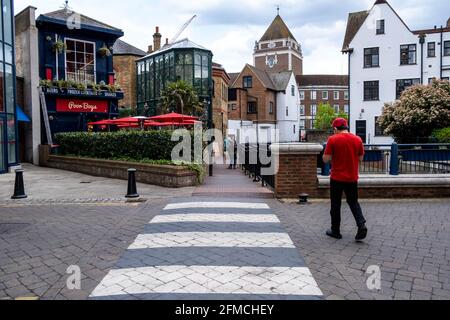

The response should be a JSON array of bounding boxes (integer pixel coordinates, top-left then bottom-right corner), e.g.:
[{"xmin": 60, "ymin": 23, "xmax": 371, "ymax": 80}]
[{"xmin": 323, "ymin": 118, "xmax": 368, "ymax": 241}]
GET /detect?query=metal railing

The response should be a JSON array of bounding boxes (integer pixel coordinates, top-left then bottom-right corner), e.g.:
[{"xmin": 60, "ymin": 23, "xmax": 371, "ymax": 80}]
[
  {"xmin": 320, "ymin": 143, "xmax": 450, "ymax": 176},
  {"xmin": 240, "ymin": 143, "xmax": 275, "ymax": 189},
  {"xmin": 45, "ymin": 67, "xmax": 113, "ymax": 86}
]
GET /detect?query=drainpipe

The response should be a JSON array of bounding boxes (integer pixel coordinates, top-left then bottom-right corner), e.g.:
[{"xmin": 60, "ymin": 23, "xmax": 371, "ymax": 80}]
[
  {"xmin": 347, "ymin": 49, "xmax": 352, "ymax": 131},
  {"xmin": 419, "ymin": 34, "xmax": 426, "ymax": 84},
  {"xmin": 440, "ymin": 25, "xmax": 444, "ymax": 79}
]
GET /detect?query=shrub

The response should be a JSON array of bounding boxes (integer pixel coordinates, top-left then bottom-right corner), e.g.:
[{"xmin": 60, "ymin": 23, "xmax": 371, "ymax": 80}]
[
  {"xmin": 55, "ymin": 131, "xmax": 191, "ymax": 161},
  {"xmin": 314, "ymin": 103, "xmax": 349, "ymax": 131},
  {"xmin": 432, "ymin": 127, "xmax": 450, "ymax": 143}
]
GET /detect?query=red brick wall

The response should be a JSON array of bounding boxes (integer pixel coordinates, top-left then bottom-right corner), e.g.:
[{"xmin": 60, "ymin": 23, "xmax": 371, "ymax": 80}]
[{"xmin": 113, "ymin": 55, "xmax": 140, "ymax": 109}]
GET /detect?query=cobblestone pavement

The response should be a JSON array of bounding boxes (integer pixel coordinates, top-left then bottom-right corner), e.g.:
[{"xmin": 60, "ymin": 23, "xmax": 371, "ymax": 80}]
[
  {"xmin": 89, "ymin": 198, "xmax": 323, "ymax": 300},
  {"xmin": 271, "ymin": 199, "xmax": 450, "ymax": 300},
  {"xmin": 0, "ymin": 201, "xmax": 164, "ymax": 300}
]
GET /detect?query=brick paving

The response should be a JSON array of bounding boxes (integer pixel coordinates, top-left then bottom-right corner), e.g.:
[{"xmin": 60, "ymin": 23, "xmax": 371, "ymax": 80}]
[{"xmin": 271, "ymin": 199, "xmax": 450, "ymax": 300}]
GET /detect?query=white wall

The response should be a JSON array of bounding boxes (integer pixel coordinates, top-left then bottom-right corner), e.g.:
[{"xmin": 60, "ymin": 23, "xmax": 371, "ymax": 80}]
[
  {"xmin": 348, "ymin": 2, "xmax": 450, "ymax": 144},
  {"xmin": 276, "ymin": 73, "xmax": 300, "ymax": 142}
]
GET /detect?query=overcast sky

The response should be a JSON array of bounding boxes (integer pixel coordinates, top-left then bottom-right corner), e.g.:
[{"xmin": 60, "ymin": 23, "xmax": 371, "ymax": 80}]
[{"xmin": 14, "ymin": 0, "xmax": 450, "ymax": 74}]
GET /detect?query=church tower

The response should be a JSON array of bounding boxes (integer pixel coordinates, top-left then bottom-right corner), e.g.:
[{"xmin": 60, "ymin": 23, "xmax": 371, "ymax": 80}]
[{"xmin": 253, "ymin": 14, "xmax": 303, "ymax": 76}]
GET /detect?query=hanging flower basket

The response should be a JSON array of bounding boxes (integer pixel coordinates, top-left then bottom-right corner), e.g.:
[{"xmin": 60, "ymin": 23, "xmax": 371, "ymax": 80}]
[
  {"xmin": 52, "ymin": 39, "xmax": 67, "ymax": 54},
  {"xmin": 98, "ymin": 46, "xmax": 112, "ymax": 57}
]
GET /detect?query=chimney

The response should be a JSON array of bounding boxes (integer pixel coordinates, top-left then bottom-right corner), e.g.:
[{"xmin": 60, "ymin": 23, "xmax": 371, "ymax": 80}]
[
  {"xmin": 147, "ymin": 45, "xmax": 153, "ymax": 53},
  {"xmin": 153, "ymin": 26, "xmax": 162, "ymax": 51},
  {"xmin": 165, "ymin": 38, "xmax": 169, "ymax": 45},
  {"xmin": 447, "ymin": 17, "xmax": 450, "ymax": 27}
]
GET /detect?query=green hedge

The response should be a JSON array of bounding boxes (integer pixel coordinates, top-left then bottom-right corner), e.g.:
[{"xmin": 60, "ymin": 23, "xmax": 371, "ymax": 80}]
[{"xmin": 55, "ymin": 131, "xmax": 187, "ymax": 161}]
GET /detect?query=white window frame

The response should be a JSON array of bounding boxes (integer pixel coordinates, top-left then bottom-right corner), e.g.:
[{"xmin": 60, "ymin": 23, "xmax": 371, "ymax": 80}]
[
  {"xmin": 334, "ymin": 91, "xmax": 340, "ymax": 100},
  {"xmin": 311, "ymin": 104, "xmax": 317, "ymax": 116},
  {"xmin": 300, "ymin": 105, "xmax": 305, "ymax": 116},
  {"xmin": 311, "ymin": 91, "xmax": 317, "ymax": 100},
  {"xmin": 344, "ymin": 90, "xmax": 349, "ymax": 100},
  {"xmin": 64, "ymin": 37, "xmax": 97, "ymax": 84},
  {"xmin": 334, "ymin": 104, "xmax": 340, "ymax": 113},
  {"xmin": 344, "ymin": 104, "xmax": 349, "ymax": 114},
  {"xmin": 299, "ymin": 90, "xmax": 305, "ymax": 100},
  {"xmin": 322, "ymin": 91, "xmax": 328, "ymax": 100}
]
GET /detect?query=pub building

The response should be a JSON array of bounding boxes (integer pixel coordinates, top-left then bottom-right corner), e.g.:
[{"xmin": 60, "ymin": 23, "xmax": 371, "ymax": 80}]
[
  {"xmin": 0, "ymin": 0, "xmax": 19, "ymax": 174},
  {"xmin": 136, "ymin": 29, "xmax": 213, "ymax": 127},
  {"xmin": 36, "ymin": 5, "xmax": 124, "ymax": 139}
]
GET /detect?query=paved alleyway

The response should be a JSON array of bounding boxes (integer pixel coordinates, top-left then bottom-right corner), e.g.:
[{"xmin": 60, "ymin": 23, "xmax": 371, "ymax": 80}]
[{"xmin": 89, "ymin": 167, "xmax": 322, "ymax": 300}]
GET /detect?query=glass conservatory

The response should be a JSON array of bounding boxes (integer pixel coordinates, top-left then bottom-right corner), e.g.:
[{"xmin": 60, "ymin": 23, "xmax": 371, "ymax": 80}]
[{"xmin": 136, "ymin": 39, "xmax": 213, "ymax": 125}]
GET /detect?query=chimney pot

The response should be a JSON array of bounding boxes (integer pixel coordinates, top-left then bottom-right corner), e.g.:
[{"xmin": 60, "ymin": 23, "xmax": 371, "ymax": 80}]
[
  {"xmin": 156, "ymin": 26, "xmax": 159, "ymax": 33},
  {"xmin": 148, "ymin": 45, "xmax": 153, "ymax": 53},
  {"xmin": 166, "ymin": 38, "xmax": 169, "ymax": 45}
]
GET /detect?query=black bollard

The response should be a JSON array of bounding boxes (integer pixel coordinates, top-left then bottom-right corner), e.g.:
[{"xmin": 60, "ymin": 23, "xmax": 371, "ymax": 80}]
[
  {"xmin": 11, "ymin": 169, "xmax": 27, "ymax": 200},
  {"xmin": 125, "ymin": 169, "xmax": 139, "ymax": 198},
  {"xmin": 298, "ymin": 193, "xmax": 309, "ymax": 205}
]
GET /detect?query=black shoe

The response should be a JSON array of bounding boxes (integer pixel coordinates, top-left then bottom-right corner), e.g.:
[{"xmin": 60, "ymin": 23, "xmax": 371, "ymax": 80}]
[
  {"xmin": 355, "ymin": 225, "xmax": 368, "ymax": 241},
  {"xmin": 326, "ymin": 229, "xmax": 342, "ymax": 240}
]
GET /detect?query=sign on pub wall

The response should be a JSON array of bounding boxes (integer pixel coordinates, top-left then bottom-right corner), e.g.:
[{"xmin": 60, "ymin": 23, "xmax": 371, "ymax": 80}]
[{"xmin": 56, "ymin": 99, "xmax": 109, "ymax": 113}]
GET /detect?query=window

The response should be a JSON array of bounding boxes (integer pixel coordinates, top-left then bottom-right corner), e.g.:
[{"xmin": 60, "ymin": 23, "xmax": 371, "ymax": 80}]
[
  {"xmin": 286, "ymin": 106, "xmax": 289, "ymax": 117},
  {"xmin": 333, "ymin": 105, "xmax": 340, "ymax": 113},
  {"xmin": 375, "ymin": 117, "xmax": 384, "ymax": 136},
  {"xmin": 364, "ymin": 81, "xmax": 379, "ymax": 101},
  {"xmin": 364, "ymin": 47, "xmax": 379, "ymax": 68},
  {"xmin": 247, "ymin": 102, "xmax": 257, "ymax": 114},
  {"xmin": 344, "ymin": 90, "xmax": 349, "ymax": 100},
  {"xmin": 428, "ymin": 42, "xmax": 436, "ymax": 58},
  {"xmin": 445, "ymin": 41, "xmax": 450, "ymax": 56},
  {"xmin": 311, "ymin": 91, "xmax": 317, "ymax": 100},
  {"xmin": 269, "ymin": 102, "xmax": 274, "ymax": 114},
  {"xmin": 443, "ymin": 77, "xmax": 450, "ymax": 81},
  {"xmin": 344, "ymin": 105, "xmax": 349, "ymax": 114},
  {"xmin": 243, "ymin": 76, "xmax": 252, "ymax": 88},
  {"xmin": 428, "ymin": 77, "xmax": 436, "ymax": 84},
  {"xmin": 322, "ymin": 91, "xmax": 328, "ymax": 100},
  {"xmin": 376, "ymin": 19, "xmax": 385, "ymax": 35},
  {"xmin": 232, "ymin": 104, "xmax": 237, "ymax": 110},
  {"xmin": 300, "ymin": 105, "xmax": 305, "ymax": 116},
  {"xmin": 400, "ymin": 44, "xmax": 417, "ymax": 65},
  {"xmin": 300, "ymin": 120, "xmax": 305, "ymax": 130},
  {"xmin": 311, "ymin": 105, "xmax": 317, "ymax": 116},
  {"xmin": 396, "ymin": 79, "xmax": 420, "ymax": 99},
  {"xmin": 299, "ymin": 91, "xmax": 305, "ymax": 100},
  {"xmin": 334, "ymin": 91, "xmax": 340, "ymax": 100},
  {"xmin": 65, "ymin": 39, "xmax": 96, "ymax": 84},
  {"xmin": 291, "ymin": 85, "xmax": 295, "ymax": 96},
  {"xmin": 293, "ymin": 125, "xmax": 296, "ymax": 134}
]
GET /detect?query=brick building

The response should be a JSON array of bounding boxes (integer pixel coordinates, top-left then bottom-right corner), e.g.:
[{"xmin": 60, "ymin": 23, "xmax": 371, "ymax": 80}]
[
  {"xmin": 212, "ymin": 62, "xmax": 230, "ymax": 136},
  {"xmin": 254, "ymin": 14, "xmax": 303, "ymax": 77},
  {"xmin": 113, "ymin": 39, "xmax": 146, "ymax": 109},
  {"xmin": 297, "ymin": 75, "xmax": 349, "ymax": 131}
]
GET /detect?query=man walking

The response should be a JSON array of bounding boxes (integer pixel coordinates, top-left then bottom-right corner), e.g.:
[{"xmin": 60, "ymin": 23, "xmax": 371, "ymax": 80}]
[{"xmin": 323, "ymin": 118, "xmax": 368, "ymax": 241}]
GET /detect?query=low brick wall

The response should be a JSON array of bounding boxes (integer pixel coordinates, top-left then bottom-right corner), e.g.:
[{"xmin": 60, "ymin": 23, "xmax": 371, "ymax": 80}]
[{"xmin": 39, "ymin": 146, "xmax": 200, "ymax": 188}]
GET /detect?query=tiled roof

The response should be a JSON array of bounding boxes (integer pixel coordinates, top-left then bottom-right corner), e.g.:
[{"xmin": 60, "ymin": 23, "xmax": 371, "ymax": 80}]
[
  {"xmin": 246, "ymin": 65, "xmax": 277, "ymax": 90},
  {"xmin": 269, "ymin": 72, "xmax": 293, "ymax": 91},
  {"xmin": 39, "ymin": 8, "xmax": 122, "ymax": 32},
  {"xmin": 260, "ymin": 15, "xmax": 297, "ymax": 42},
  {"xmin": 113, "ymin": 39, "xmax": 146, "ymax": 56},
  {"xmin": 228, "ymin": 73, "xmax": 240, "ymax": 85},
  {"xmin": 296, "ymin": 75, "xmax": 349, "ymax": 87},
  {"xmin": 341, "ymin": 10, "xmax": 369, "ymax": 52}
]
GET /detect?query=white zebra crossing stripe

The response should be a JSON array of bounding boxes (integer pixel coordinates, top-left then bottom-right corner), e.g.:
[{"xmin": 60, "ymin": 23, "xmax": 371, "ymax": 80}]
[
  {"xmin": 128, "ymin": 232, "xmax": 296, "ymax": 249},
  {"xmin": 164, "ymin": 202, "xmax": 270, "ymax": 210},
  {"xmin": 151, "ymin": 214, "xmax": 280, "ymax": 223},
  {"xmin": 89, "ymin": 266, "xmax": 323, "ymax": 298}
]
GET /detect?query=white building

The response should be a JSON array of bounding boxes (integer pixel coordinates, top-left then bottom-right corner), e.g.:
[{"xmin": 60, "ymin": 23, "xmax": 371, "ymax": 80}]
[{"xmin": 343, "ymin": 0, "xmax": 450, "ymax": 144}]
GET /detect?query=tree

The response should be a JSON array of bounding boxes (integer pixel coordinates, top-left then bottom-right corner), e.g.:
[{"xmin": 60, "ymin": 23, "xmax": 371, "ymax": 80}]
[
  {"xmin": 378, "ymin": 80, "xmax": 450, "ymax": 143},
  {"xmin": 159, "ymin": 80, "xmax": 203, "ymax": 115},
  {"xmin": 314, "ymin": 103, "xmax": 349, "ymax": 130}
]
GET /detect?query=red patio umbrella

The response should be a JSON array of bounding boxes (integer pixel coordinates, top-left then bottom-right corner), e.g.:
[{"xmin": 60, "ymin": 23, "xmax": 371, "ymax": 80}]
[
  {"xmin": 149, "ymin": 112, "xmax": 198, "ymax": 123},
  {"xmin": 88, "ymin": 119, "xmax": 115, "ymax": 126},
  {"xmin": 110, "ymin": 116, "xmax": 149, "ymax": 124}
]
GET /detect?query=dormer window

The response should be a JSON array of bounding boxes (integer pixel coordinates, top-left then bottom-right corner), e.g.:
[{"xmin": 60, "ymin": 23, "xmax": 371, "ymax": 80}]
[
  {"xmin": 376, "ymin": 20, "xmax": 385, "ymax": 35},
  {"xmin": 243, "ymin": 76, "xmax": 253, "ymax": 88}
]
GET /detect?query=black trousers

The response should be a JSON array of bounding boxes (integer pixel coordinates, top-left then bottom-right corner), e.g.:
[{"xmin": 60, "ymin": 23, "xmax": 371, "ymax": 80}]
[{"xmin": 330, "ymin": 179, "xmax": 366, "ymax": 232}]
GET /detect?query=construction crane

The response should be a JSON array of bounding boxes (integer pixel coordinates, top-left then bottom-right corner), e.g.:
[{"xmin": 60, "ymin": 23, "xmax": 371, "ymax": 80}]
[{"xmin": 169, "ymin": 15, "xmax": 197, "ymax": 44}]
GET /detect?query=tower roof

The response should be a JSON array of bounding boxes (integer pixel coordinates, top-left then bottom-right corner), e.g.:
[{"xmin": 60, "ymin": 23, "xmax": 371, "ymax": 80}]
[{"xmin": 260, "ymin": 15, "xmax": 297, "ymax": 42}]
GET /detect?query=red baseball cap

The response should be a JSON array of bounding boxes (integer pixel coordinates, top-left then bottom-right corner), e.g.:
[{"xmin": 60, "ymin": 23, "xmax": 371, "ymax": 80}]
[{"xmin": 332, "ymin": 118, "xmax": 349, "ymax": 129}]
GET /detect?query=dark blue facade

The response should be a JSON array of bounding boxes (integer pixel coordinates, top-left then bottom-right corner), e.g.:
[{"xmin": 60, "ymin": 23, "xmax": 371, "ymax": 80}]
[
  {"xmin": 0, "ymin": 0, "xmax": 18, "ymax": 173},
  {"xmin": 36, "ymin": 10, "xmax": 124, "ymax": 141}
]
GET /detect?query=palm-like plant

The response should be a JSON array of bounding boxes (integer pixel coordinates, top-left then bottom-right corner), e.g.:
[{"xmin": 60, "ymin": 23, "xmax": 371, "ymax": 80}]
[{"xmin": 159, "ymin": 80, "xmax": 203, "ymax": 115}]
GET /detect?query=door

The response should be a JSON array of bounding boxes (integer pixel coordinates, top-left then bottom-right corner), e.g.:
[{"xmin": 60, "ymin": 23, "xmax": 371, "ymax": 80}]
[
  {"xmin": 355, "ymin": 120, "xmax": 367, "ymax": 144},
  {"xmin": 0, "ymin": 115, "xmax": 6, "ymax": 173}
]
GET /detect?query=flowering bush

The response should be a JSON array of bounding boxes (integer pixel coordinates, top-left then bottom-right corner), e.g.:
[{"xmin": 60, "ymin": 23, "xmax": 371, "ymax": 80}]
[{"xmin": 378, "ymin": 80, "xmax": 450, "ymax": 143}]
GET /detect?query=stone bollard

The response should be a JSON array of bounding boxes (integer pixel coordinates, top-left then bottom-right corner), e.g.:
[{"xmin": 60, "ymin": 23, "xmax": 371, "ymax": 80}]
[
  {"xmin": 11, "ymin": 169, "xmax": 28, "ymax": 200},
  {"xmin": 125, "ymin": 169, "xmax": 139, "ymax": 198}
]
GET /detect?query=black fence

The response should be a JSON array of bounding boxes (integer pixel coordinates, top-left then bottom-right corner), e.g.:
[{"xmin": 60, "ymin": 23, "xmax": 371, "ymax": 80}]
[{"xmin": 240, "ymin": 143, "xmax": 275, "ymax": 189}]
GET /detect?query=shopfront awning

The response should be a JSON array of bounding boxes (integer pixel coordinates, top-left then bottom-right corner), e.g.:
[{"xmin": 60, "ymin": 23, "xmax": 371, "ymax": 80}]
[{"xmin": 17, "ymin": 105, "xmax": 31, "ymax": 122}]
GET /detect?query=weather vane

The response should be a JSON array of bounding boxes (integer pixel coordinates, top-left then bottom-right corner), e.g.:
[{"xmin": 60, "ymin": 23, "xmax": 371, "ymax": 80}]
[
  {"xmin": 276, "ymin": 5, "xmax": 280, "ymax": 15},
  {"xmin": 62, "ymin": 0, "xmax": 72, "ymax": 11}
]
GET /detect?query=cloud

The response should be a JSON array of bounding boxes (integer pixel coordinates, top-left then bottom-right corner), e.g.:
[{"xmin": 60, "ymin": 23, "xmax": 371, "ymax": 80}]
[{"xmin": 13, "ymin": 0, "xmax": 450, "ymax": 75}]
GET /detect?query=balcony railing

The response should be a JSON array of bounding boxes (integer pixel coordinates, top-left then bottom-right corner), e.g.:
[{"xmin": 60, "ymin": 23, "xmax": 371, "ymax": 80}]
[{"xmin": 320, "ymin": 143, "xmax": 450, "ymax": 176}]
